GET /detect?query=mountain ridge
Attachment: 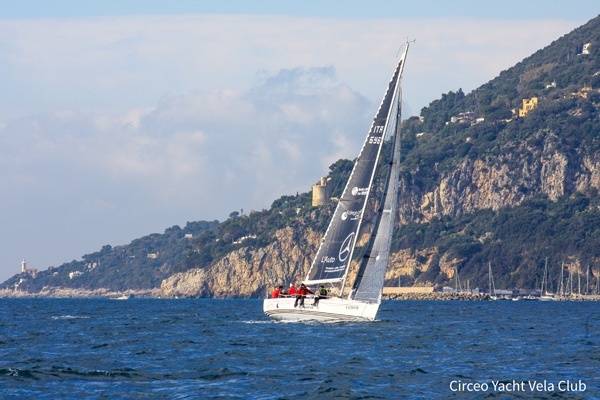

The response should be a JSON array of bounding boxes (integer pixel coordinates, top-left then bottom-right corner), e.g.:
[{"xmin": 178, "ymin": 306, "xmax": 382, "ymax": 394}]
[{"xmin": 4, "ymin": 15, "xmax": 600, "ymax": 297}]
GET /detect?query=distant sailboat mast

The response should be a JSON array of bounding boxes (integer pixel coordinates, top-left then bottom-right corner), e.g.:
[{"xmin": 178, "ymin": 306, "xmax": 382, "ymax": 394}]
[
  {"xmin": 542, "ymin": 258, "xmax": 547, "ymax": 296},
  {"xmin": 488, "ymin": 262, "xmax": 496, "ymax": 297},
  {"xmin": 586, "ymin": 265, "xmax": 589, "ymax": 295},
  {"xmin": 559, "ymin": 261, "xmax": 564, "ymax": 296}
]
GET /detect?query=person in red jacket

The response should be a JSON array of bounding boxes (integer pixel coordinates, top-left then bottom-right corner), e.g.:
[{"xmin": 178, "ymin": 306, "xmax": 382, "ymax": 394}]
[
  {"xmin": 271, "ymin": 285, "xmax": 282, "ymax": 298},
  {"xmin": 288, "ymin": 283, "xmax": 297, "ymax": 296},
  {"xmin": 294, "ymin": 283, "xmax": 314, "ymax": 308}
]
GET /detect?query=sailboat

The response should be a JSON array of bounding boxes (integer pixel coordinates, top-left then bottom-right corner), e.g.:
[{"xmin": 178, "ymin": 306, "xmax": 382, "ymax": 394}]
[
  {"xmin": 539, "ymin": 258, "xmax": 553, "ymax": 301},
  {"xmin": 263, "ymin": 42, "xmax": 410, "ymax": 321},
  {"xmin": 552, "ymin": 261, "xmax": 565, "ymax": 301},
  {"xmin": 488, "ymin": 262, "xmax": 498, "ymax": 300}
]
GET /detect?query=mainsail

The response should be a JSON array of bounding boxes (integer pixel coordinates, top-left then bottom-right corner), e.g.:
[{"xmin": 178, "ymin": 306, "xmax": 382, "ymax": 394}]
[
  {"xmin": 351, "ymin": 46, "xmax": 406, "ymax": 302},
  {"xmin": 350, "ymin": 50, "xmax": 408, "ymax": 302},
  {"xmin": 304, "ymin": 43, "xmax": 409, "ymax": 289}
]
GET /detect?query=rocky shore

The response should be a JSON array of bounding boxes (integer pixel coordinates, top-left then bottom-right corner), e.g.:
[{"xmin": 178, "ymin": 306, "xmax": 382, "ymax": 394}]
[
  {"xmin": 383, "ymin": 292, "xmax": 490, "ymax": 301},
  {"xmin": 548, "ymin": 294, "xmax": 600, "ymax": 301}
]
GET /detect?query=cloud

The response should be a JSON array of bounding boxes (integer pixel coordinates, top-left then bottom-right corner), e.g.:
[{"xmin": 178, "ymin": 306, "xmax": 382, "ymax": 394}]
[
  {"xmin": 0, "ymin": 12, "xmax": 585, "ymax": 281},
  {"xmin": 135, "ymin": 66, "xmax": 371, "ymax": 202},
  {"xmin": 0, "ymin": 15, "xmax": 582, "ymax": 120},
  {"xmin": 0, "ymin": 65, "xmax": 371, "ymax": 280}
]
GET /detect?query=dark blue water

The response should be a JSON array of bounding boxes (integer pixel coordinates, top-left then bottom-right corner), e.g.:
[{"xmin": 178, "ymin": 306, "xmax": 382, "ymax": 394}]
[{"xmin": 0, "ymin": 299, "xmax": 598, "ymax": 399}]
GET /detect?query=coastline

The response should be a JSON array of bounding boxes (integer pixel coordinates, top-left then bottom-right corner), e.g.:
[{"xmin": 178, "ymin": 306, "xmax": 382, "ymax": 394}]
[
  {"xmin": 2, "ymin": 288, "xmax": 600, "ymax": 301},
  {"xmin": 0, "ymin": 287, "xmax": 160, "ymax": 299}
]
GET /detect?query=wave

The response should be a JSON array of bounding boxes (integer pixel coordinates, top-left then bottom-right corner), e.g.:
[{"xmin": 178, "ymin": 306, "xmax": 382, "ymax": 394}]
[
  {"xmin": 51, "ymin": 315, "xmax": 91, "ymax": 320},
  {"xmin": 1, "ymin": 366, "xmax": 143, "ymax": 381}
]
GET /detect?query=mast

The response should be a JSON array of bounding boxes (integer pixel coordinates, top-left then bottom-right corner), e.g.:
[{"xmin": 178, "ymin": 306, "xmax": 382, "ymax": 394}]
[
  {"xmin": 570, "ymin": 264, "xmax": 573, "ymax": 295},
  {"xmin": 542, "ymin": 258, "xmax": 547, "ymax": 296},
  {"xmin": 489, "ymin": 262, "xmax": 492, "ymax": 295},
  {"xmin": 348, "ymin": 41, "xmax": 410, "ymax": 301},
  {"xmin": 586, "ymin": 265, "xmax": 589, "ymax": 295},
  {"xmin": 489, "ymin": 262, "xmax": 496, "ymax": 296},
  {"xmin": 559, "ymin": 261, "xmax": 564, "ymax": 296}
]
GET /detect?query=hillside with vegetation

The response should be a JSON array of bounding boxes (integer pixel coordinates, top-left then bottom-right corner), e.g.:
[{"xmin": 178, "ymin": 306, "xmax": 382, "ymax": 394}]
[
  {"xmin": 391, "ymin": 14, "xmax": 600, "ymax": 293},
  {"xmin": 3, "ymin": 15, "xmax": 600, "ymax": 297}
]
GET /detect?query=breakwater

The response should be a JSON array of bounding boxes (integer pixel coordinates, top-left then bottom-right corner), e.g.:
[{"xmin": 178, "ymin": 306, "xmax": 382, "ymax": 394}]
[{"xmin": 383, "ymin": 292, "xmax": 490, "ymax": 301}]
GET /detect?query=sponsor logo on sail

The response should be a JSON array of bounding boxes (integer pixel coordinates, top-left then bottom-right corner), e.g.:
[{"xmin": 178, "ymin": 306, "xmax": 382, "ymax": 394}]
[
  {"xmin": 321, "ymin": 256, "xmax": 335, "ymax": 263},
  {"xmin": 351, "ymin": 187, "xmax": 369, "ymax": 196},
  {"xmin": 324, "ymin": 265, "xmax": 346, "ymax": 273},
  {"xmin": 339, "ymin": 233, "xmax": 355, "ymax": 262},
  {"xmin": 341, "ymin": 210, "xmax": 361, "ymax": 221}
]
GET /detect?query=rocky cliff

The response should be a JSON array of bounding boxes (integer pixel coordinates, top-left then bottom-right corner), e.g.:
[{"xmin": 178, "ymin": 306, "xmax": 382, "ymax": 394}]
[
  {"xmin": 159, "ymin": 222, "xmax": 465, "ymax": 297},
  {"xmin": 398, "ymin": 134, "xmax": 599, "ymax": 224},
  {"xmin": 160, "ymin": 226, "xmax": 322, "ymax": 298}
]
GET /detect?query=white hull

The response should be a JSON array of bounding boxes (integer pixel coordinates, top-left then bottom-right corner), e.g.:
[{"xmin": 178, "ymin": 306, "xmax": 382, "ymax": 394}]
[{"xmin": 263, "ymin": 296, "xmax": 380, "ymax": 321}]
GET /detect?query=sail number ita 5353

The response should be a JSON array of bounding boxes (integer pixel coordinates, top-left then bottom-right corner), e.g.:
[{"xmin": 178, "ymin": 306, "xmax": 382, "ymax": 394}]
[{"xmin": 368, "ymin": 136, "xmax": 382, "ymax": 145}]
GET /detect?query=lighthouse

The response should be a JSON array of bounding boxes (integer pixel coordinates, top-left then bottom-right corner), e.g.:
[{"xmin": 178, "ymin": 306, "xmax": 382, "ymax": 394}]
[{"xmin": 20, "ymin": 259, "xmax": 38, "ymax": 277}]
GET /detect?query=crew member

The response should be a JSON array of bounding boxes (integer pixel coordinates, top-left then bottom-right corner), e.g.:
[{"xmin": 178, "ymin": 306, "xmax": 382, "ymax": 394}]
[
  {"xmin": 294, "ymin": 283, "xmax": 314, "ymax": 308},
  {"xmin": 288, "ymin": 283, "xmax": 297, "ymax": 296},
  {"xmin": 312, "ymin": 285, "xmax": 328, "ymax": 306},
  {"xmin": 271, "ymin": 285, "xmax": 283, "ymax": 298}
]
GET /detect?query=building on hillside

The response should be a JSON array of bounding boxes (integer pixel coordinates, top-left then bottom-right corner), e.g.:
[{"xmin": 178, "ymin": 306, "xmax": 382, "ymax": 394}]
[
  {"xmin": 312, "ymin": 177, "xmax": 332, "ymax": 206},
  {"xmin": 86, "ymin": 262, "xmax": 98, "ymax": 270},
  {"xmin": 580, "ymin": 43, "xmax": 591, "ymax": 55},
  {"xmin": 233, "ymin": 235, "xmax": 257, "ymax": 244},
  {"xmin": 21, "ymin": 259, "xmax": 38, "ymax": 277},
  {"xmin": 519, "ymin": 97, "xmax": 538, "ymax": 117},
  {"xmin": 449, "ymin": 111, "xmax": 477, "ymax": 124},
  {"xmin": 69, "ymin": 271, "xmax": 83, "ymax": 279}
]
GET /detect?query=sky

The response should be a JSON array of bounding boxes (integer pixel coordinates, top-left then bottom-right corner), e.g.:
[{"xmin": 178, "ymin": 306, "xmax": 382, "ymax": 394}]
[{"xmin": 0, "ymin": 1, "xmax": 598, "ymax": 283}]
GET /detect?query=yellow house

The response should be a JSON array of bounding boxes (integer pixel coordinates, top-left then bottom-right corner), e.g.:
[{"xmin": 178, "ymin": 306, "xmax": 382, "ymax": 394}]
[{"xmin": 519, "ymin": 97, "xmax": 538, "ymax": 117}]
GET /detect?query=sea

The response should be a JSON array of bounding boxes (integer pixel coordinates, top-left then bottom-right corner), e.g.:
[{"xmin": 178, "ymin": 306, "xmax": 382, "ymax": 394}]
[{"xmin": 0, "ymin": 299, "xmax": 598, "ymax": 399}]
